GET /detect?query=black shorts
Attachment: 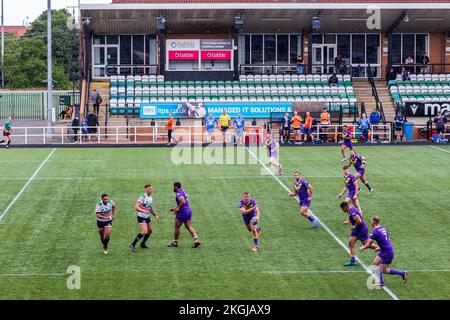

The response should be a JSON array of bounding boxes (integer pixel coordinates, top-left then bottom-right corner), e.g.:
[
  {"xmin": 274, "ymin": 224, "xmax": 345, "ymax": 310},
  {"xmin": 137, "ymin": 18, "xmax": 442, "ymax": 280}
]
[
  {"xmin": 97, "ymin": 220, "xmax": 112, "ymax": 229},
  {"xmin": 137, "ymin": 216, "xmax": 151, "ymax": 224},
  {"xmin": 436, "ymin": 127, "xmax": 445, "ymax": 134},
  {"xmin": 3, "ymin": 130, "xmax": 10, "ymax": 137},
  {"xmin": 220, "ymin": 126, "xmax": 229, "ymax": 132},
  {"xmin": 394, "ymin": 126, "xmax": 403, "ymax": 132}
]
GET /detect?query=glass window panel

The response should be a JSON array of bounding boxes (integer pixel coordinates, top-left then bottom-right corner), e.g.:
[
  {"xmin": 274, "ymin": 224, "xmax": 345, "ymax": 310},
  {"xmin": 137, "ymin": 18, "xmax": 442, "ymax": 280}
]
[
  {"xmin": 245, "ymin": 35, "xmax": 250, "ymax": 64},
  {"xmin": 311, "ymin": 34, "xmax": 322, "ymax": 44},
  {"xmin": 366, "ymin": 34, "xmax": 380, "ymax": 64},
  {"xmin": 415, "ymin": 34, "xmax": 427, "ymax": 63},
  {"xmin": 337, "ymin": 34, "xmax": 350, "ymax": 63},
  {"xmin": 148, "ymin": 38, "xmax": 157, "ymax": 66},
  {"xmin": 107, "ymin": 47, "xmax": 118, "ymax": 65},
  {"xmin": 324, "ymin": 34, "xmax": 336, "ymax": 44},
  {"xmin": 94, "ymin": 47, "xmax": 105, "ymax": 65},
  {"xmin": 94, "ymin": 35, "xmax": 105, "ymax": 45},
  {"xmin": 351, "ymin": 35, "xmax": 365, "ymax": 64},
  {"xmin": 264, "ymin": 35, "xmax": 276, "ymax": 65},
  {"xmin": 290, "ymin": 35, "xmax": 300, "ymax": 65},
  {"xmin": 276, "ymin": 35, "xmax": 288, "ymax": 65},
  {"xmin": 145, "ymin": 36, "xmax": 150, "ymax": 65},
  {"xmin": 402, "ymin": 34, "xmax": 415, "ymax": 63},
  {"xmin": 133, "ymin": 35, "xmax": 145, "ymax": 65},
  {"xmin": 120, "ymin": 35, "xmax": 132, "ymax": 65},
  {"xmin": 106, "ymin": 35, "xmax": 118, "ymax": 44},
  {"xmin": 391, "ymin": 34, "xmax": 402, "ymax": 64},
  {"xmin": 251, "ymin": 35, "xmax": 263, "ymax": 64}
]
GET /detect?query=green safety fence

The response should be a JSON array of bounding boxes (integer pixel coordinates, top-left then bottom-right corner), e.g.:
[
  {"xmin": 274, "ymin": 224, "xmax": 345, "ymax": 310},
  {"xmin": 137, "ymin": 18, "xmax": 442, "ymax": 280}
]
[{"xmin": 0, "ymin": 91, "xmax": 80, "ymax": 120}]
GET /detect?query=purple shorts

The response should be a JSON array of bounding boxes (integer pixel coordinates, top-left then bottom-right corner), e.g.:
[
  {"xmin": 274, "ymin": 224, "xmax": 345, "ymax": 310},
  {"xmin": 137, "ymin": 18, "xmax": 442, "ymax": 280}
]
[
  {"xmin": 342, "ymin": 141, "xmax": 353, "ymax": 149},
  {"xmin": 299, "ymin": 199, "xmax": 311, "ymax": 208},
  {"xmin": 351, "ymin": 226, "xmax": 369, "ymax": 242},
  {"xmin": 357, "ymin": 168, "xmax": 365, "ymax": 176},
  {"xmin": 242, "ymin": 212, "xmax": 256, "ymax": 225},
  {"xmin": 348, "ymin": 190, "xmax": 357, "ymax": 199},
  {"xmin": 176, "ymin": 210, "xmax": 192, "ymax": 223},
  {"xmin": 378, "ymin": 250, "xmax": 394, "ymax": 265}
]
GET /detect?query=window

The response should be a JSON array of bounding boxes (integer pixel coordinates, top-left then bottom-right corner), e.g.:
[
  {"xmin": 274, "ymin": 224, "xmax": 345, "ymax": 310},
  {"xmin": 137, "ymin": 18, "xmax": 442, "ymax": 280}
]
[
  {"xmin": 133, "ymin": 35, "xmax": 145, "ymax": 65},
  {"xmin": 251, "ymin": 35, "xmax": 263, "ymax": 64},
  {"xmin": 106, "ymin": 35, "xmax": 118, "ymax": 44},
  {"xmin": 290, "ymin": 35, "xmax": 300, "ymax": 64},
  {"xmin": 94, "ymin": 35, "xmax": 105, "ymax": 45},
  {"xmin": 277, "ymin": 35, "xmax": 289, "ymax": 65},
  {"xmin": 391, "ymin": 34, "xmax": 402, "ymax": 64},
  {"xmin": 402, "ymin": 34, "xmax": 415, "ymax": 63},
  {"xmin": 366, "ymin": 34, "xmax": 380, "ymax": 64},
  {"xmin": 351, "ymin": 35, "xmax": 365, "ymax": 64},
  {"xmin": 337, "ymin": 35, "xmax": 350, "ymax": 62},
  {"xmin": 264, "ymin": 35, "xmax": 276, "ymax": 65},
  {"xmin": 391, "ymin": 34, "xmax": 429, "ymax": 65},
  {"xmin": 415, "ymin": 34, "xmax": 427, "ymax": 63},
  {"xmin": 120, "ymin": 35, "xmax": 132, "ymax": 65}
]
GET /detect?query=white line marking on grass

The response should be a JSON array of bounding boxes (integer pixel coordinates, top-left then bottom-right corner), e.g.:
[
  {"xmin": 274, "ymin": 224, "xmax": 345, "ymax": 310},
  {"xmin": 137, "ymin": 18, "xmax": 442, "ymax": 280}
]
[
  {"xmin": 430, "ymin": 145, "xmax": 450, "ymax": 154},
  {"xmin": 0, "ymin": 148, "xmax": 56, "ymax": 224},
  {"xmin": 0, "ymin": 273, "xmax": 65, "ymax": 277},
  {"xmin": 0, "ymin": 177, "xmax": 94, "ymax": 180},
  {"xmin": 208, "ymin": 175, "xmax": 341, "ymax": 179},
  {"xmin": 245, "ymin": 147, "xmax": 400, "ymax": 301},
  {"xmin": 262, "ymin": 269, "xmax": 450, "ymax": 274}
]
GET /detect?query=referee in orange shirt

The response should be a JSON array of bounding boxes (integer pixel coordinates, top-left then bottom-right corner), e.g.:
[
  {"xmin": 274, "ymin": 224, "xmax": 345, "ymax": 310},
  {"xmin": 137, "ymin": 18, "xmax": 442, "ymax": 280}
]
[{"xmin": 166, "ymin": 113, "xmax": 174, "ymax": 145}]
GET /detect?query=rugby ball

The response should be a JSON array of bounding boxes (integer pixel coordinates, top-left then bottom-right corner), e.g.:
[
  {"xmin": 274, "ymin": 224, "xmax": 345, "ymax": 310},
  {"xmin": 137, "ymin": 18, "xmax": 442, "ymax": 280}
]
[{"xmin": 250, "ymin": 217, "xmax": 259, "ymax": 225}]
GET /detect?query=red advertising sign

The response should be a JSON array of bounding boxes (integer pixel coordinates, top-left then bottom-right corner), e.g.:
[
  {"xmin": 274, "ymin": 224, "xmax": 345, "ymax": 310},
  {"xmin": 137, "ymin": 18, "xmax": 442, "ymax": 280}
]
[
  {"xmin": 201, "ymin": 50, "xmax": 232, "ymax": 60},
  {"xmin": 168, "ymin": 51, "xmax": 199, "ymax": 60}
]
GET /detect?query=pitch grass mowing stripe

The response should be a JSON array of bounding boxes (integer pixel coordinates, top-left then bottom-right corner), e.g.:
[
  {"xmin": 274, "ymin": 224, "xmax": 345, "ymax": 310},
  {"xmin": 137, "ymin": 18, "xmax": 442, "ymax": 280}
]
[
  {"xmin": 262, "ymin": 270, "xmax": 450, "ymax": 274},
  {"xmin": 245, "ymin": 146, "xmax": 400, "ymax": 301},
  {"xmin": 0, "ymin": 148, "xmax": 56, "ymax": 224},
  {"xmin": 429, "ymin": 145, "xmax": 450, "ymax": 154}
]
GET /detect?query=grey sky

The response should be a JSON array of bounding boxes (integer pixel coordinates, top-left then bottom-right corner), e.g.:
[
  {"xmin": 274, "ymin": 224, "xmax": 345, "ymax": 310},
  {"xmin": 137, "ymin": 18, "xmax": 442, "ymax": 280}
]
[{"xmin": 2, "ymin": 0, "xmax": 110, "ymax": 26}]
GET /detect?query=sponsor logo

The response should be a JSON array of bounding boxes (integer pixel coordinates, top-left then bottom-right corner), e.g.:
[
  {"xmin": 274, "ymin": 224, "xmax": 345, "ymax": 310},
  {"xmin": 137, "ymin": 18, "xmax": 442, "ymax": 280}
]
[
  {"xmin": 425, "ymin": 103, "xmax": 449, "ymax": 116},
  {"xmin": 142, "ymin": 106, "xmax": 157, "ymax": 116},
  {"xmin": 409, "ymin": 103, "xmax": 419, "ymax": 115}
]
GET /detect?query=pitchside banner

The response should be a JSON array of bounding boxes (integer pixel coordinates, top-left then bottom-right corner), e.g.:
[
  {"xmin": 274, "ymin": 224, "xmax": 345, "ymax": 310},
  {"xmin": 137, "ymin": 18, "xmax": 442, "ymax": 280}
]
[
  {"xmin": 140, "ymin": 103, "xmax": 293, "ymax": 119},
  {"xmin": 405, "ymin": 102, "xmax": 450, "ymax": 117}
]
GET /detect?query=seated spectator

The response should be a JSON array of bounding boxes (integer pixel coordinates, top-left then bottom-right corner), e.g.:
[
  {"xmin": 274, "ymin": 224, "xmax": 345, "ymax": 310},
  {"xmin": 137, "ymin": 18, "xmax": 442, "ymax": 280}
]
[
  {"xmin": 386, "ymin": 68, "xmax": 397, "ymax": 83},
  {"xmin": 401, "ymin": 67, "xmax": 410, "ymax": 81},
  {"xmin": 358, "ymin": 113, "xmax": 371, "ymax": 142},
  {"xmin": 86, "ymin": 110, "xmax": 99, "ymax": 135},
  {"xmin": 404, "ymin": 56, "xmax": 414, "ymax": 73},
  {"xmin": 328, "ymin": 73, "xmax": 339, "ymax": 86},
  {"xmin": 420, "ymin": 52, "xmax": 430, "ymax": 74},
  {"xmin": 369, "ymin": 108, "xmax": 381, "ymax": 125},
  {"xmin": 59, "ymin": 105, "xmax": 73, "ymax": 120}
]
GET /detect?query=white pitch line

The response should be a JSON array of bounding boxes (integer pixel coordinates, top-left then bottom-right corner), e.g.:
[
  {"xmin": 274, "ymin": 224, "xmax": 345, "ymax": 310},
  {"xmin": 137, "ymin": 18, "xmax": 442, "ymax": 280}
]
[
  {"xmin": 245, "ymin": 147, "xmax": 400, "ymax": 301},
  {"xmin": 0, "ymin": 273, "xmax": 65, "ymax": 277},
  {"xmin": 0, "ymin": 148, "xmax": 56, "ymax": 223},
  {"xmin": 430, "ymin": 145, "xmax": 450, "ymax": 154},
  {"xmin": 0, "ymin": 177, "xmax": 95, "ymax": 180},
  {"xmin": 262, "ymin": 269, "xmax": 450, "ymax": 274}
]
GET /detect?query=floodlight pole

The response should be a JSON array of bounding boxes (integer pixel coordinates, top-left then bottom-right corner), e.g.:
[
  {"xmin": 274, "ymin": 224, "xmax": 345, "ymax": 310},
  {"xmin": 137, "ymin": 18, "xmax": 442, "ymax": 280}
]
[
  {"xmin": 47, "ymin": 0, "xmax": 53, "ymax": 135},
  {"xmin": 1, "ymin": 0, "xmax": 5, "ymax": 88}
]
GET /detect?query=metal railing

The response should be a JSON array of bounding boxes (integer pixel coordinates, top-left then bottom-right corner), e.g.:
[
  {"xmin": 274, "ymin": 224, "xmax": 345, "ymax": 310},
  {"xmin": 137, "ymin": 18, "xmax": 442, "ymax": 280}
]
[
  {"xmin": 8, "ymin": 125, "xmax": 266, "ymax": 145},
  {"xmin": 388, "ymin": 63, "xmax": 450, "ymax": 75},
  {"xmin": 106, "ymin": 65, "xmax": 158, "ymax": 76},
  {"xmin": 239, "ymin": 63, "xmax": 354, "ymax": 76},
  {"xmin": 368, "ymin": 68, "xmax": 386, "ymax": 123}
]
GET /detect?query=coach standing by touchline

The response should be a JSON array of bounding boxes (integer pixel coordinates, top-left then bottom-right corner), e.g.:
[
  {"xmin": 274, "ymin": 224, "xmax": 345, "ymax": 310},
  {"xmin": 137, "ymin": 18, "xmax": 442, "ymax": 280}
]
[{"xmin": 166, "ymin": 113, "xmax": 174, "ymax": 145}]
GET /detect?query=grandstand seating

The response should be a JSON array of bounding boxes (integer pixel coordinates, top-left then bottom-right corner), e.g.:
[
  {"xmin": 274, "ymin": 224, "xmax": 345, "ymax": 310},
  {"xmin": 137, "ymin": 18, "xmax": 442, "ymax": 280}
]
[
  {"xmin": 108, "ymin": 74, "xmax": 357, "ymax": 116},
  {"xmin": 389, "ymin": 73, "xmax": 450, "ymax": 106}
]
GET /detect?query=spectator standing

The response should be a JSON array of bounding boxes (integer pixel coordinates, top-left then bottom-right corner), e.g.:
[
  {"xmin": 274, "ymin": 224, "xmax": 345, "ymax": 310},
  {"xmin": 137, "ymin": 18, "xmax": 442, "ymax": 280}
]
[
  {"xmin": 393, "ymin": 111, "xmax": 405, "ymax": 143},
  {"xmin": 419, "ymin": 52, "xmax": 430, "ymax": 74},
  {"xmin": 86, "ymin": 110, "xmax": 99, "ymax": 140},
  {"xmin": 166, "ymin": 113, "xmax": 174, "ymax": 145},
  {"xmin": 91, "ymin": 89, "xmax": 103, "ymax": 115},
  {"xmin": 219, "ymin": 110, "xmax": 231, "ymax": 143},
  {"xmin": 386, "ymin": 68, "xmax": 397, "ymax": 83},
  {"xmin": 280, "ymin": 112, "xmax": 292, "ymax": 144},
  {"xmin": 296, "ymin": 56, "xmax": 304, "ymax": 74},
  {"xmin": 334, "ymin": 55, "xmax": 343, "ymax": 74},
  {"xmin": 328, "ymin": 73, "xmax": 339, "ymax": 86},
  {"xmin": 303, "ymin": 112, "xmax": 314, "ymax": 143},
  {"xmin": 205, "ymin": 113, "xmax": 217, "ymax": 143},
  {"xmin": 358, "ymin": 113, "xmax": 371, "ymax": 142},
  {"xmin": 320, "ymin": 107, "xmax": 331, "ymax": 142},
  {"xmin": 233, "ymin": 113, "xmax": 246, "ymax": 145},
  {"xmin": 434, "ymin": 111, "xmax": 448, "ymax": 143},
  {"xmin": 71, "ymin": 117, "xmax": 80, "ymax": 142},
  {"xmin": 401, "ymin": 67, "xmax": 410, "ymax": 81},
  {"xmin": 291, "ymin": 111, "xmax": 302, "ymax": 144}
]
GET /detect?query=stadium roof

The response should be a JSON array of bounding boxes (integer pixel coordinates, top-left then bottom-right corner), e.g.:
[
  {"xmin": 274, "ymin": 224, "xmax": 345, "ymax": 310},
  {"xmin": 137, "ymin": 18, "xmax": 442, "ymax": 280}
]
[{"xmin": 81, "ymin": 1, "xmax": 450, "ymax": 34}]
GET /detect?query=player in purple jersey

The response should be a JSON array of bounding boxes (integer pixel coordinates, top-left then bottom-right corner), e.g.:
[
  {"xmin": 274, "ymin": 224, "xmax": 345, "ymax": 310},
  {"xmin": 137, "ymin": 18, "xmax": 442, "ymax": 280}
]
[
  {"xmin": 340, "ymin": 202, "xmax": 379, "ymax": 266},
  {"xmin": 265, "ymin": 135, "xmax": 283, "ymax": 175},
  {"xmin": 360, "ymin": 216, "xmax": 408, "ymax": 286},
  {"xmin": 238, "ymin": 192, "xmax": 262, "ymax": 253},
  {"xmin": 349, "ymin": 150, "xmax": 373, "ymax": 194},
  {"xmin": 168, "ymin": 182, "xmax": 201, "ymax": 248},
  {"xmin": 337, "ymin": 165, "xmax": 361, "ymax": 224},
  {"xmin": 288, "ymin": 171, "xmax": 320, "ymax": 230},
  {"xmin": 340, "ymin": 125, "xmax": 353, "ymax": 162}
]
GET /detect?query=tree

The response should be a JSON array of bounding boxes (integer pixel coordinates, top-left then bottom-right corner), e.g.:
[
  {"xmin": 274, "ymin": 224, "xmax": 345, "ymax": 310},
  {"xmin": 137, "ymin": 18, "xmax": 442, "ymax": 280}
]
[{"xmin": 1, "ymin": 9, "xmax": 79, "ymax": 89}]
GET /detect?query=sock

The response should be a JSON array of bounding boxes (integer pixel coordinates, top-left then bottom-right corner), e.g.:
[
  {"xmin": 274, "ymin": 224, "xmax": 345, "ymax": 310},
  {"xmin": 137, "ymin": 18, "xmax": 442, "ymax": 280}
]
[
  {"xmin": 7, "ymin": 140, "xmax": 10, "ymax": 146},
  {"xmin": 193, "ymin": 235, "xmax": 199, "ymax": 242},
  {"xmin": 132, "ymin": 233, "xmax": 143, "ymax": 246},
  {"xmin": 103, "ymin": 237, "xmax": 110, "ymax": 249},
  {"xmin": 142, "ymin": 234, "xmax": 150, "ymax": 245},
  {"xmin": 376, "ymin": 268, "xmax": 384, "ymax": 285},
  {"xmin": 253, "ymin": 238, "xmax": 259, "ymax": 246},
  {"xmin": 365, "ymin": 182, "xmax": 372, "ymax": 191},
  {"xmin": 350, "ymin": 256, "xmax": 356, "ymax": 263},
  {"xmin": 0, "ymin": 140, "xmax": 4, "ymax": 143},
  {"xmin": 307, "ymin": 214, "xmax": 316, "ymax": 222},
  {"xmin": 389, "ymin": 269, "xmax": 405, "ymax": 277}
]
